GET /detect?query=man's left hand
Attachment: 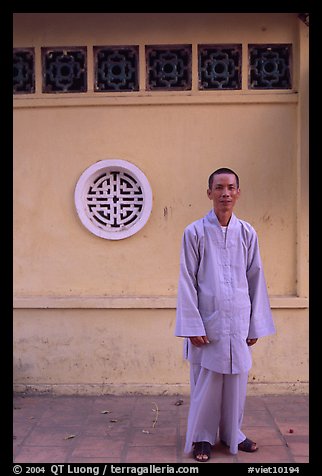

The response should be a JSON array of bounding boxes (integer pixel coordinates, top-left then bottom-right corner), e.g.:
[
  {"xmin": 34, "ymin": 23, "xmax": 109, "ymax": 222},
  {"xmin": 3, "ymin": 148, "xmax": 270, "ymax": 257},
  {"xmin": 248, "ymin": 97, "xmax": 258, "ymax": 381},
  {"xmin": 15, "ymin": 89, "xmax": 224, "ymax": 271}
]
[{"xmin": 246, "ymin": 338, "xmax": 258, "ymax": 346}]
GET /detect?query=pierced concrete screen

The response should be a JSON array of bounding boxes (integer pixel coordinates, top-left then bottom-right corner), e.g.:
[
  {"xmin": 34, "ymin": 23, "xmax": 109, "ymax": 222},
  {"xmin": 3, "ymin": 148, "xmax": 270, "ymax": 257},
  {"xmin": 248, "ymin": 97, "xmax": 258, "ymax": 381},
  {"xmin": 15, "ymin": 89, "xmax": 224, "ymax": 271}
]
[
  {"xmin": 249, "ymin": 44, "xmax": 292, "ymax": 89},
  {"xmin": 13, "ymin": 48, "xmax": 35, "ymax": 94},
  {"xmin": 75, "ymin": 160, "xmax": 152, "ymax": 240},
  {"xmin": 198, "ymin": 45, "xmax": 242, "ymax": 90},
  {"xmin": 42, "ymin": 47, "xmax": 87, "ymax": 93}
]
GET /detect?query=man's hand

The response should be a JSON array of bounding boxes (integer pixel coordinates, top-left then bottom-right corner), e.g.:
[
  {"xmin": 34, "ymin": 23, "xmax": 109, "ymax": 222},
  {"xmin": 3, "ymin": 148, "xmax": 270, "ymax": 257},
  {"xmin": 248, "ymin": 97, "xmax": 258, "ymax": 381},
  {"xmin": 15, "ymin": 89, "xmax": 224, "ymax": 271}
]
[
  {"xmin": 189, "ymin": 336, "xmax": 210, "ymax": 346},
  {"xmin": 246, "ymin": 338, "xmax": 258, "ymax": 346}
]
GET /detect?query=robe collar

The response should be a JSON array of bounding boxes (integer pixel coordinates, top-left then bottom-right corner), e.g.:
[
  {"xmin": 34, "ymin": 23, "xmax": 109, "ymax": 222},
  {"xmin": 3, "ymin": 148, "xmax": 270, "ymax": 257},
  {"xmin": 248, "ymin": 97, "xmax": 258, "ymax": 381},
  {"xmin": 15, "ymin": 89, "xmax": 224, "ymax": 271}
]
[{"xmin": 205, "ymin": 209, "xmax": 238, "ymax": 229}]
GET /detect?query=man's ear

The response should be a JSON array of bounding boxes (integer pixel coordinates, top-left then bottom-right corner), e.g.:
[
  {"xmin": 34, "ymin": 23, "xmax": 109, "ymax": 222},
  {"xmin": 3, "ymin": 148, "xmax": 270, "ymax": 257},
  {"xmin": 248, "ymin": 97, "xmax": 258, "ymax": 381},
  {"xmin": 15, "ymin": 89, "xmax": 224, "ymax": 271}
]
[{"xmin": 207, "ymin": 189, "xmax": 212, "ymax": 200}]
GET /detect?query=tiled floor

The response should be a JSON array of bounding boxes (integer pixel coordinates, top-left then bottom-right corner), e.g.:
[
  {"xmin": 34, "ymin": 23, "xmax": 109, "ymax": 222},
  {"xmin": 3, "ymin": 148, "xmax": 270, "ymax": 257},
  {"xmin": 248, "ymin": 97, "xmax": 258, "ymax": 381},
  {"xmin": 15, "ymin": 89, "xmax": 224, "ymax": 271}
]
[{"xmin": 13, "ymin": 393, "xmax": 309, "ymax": 464}]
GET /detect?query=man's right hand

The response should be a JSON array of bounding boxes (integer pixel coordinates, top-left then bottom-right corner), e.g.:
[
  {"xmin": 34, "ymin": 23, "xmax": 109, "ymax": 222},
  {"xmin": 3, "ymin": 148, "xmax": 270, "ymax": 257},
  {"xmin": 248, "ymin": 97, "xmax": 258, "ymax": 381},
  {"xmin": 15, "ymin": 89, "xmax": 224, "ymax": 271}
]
[{"xmin": 189, "ymin": 336, "xmax": 210, "ymax": 346}]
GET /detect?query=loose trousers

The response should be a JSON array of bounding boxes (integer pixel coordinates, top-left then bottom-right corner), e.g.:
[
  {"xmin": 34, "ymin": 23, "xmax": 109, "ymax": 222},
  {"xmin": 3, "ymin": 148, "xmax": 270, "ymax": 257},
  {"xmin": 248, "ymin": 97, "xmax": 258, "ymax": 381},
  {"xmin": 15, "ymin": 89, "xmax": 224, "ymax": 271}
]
[{"xmin": 184, "ymin": 364, "xmax": 248, "ymax": 455}]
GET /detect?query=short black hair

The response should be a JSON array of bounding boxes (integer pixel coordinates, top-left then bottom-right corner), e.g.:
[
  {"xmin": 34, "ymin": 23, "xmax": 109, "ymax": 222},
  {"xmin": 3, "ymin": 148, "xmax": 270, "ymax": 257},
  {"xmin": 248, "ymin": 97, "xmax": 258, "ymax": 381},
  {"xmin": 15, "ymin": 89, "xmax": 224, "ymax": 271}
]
[{"xmin": 208, "ymin": 167, "xmax": 240, "ymax": 189}]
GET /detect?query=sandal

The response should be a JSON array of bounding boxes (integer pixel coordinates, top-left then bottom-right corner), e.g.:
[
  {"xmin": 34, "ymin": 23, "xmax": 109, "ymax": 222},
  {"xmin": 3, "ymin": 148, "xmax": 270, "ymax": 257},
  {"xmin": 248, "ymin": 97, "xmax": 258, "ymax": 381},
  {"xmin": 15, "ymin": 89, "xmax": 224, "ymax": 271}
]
[
  {"xmin": 238, "ymin": 437, "xmax": 258, "ymax": 452},
  {"xmin": 193, "ymin": 441, "xmax": 211, "ymax": 462},
  {"xmin": 221, "ymin": 437, "xmax": 258, "ymax": 452}
]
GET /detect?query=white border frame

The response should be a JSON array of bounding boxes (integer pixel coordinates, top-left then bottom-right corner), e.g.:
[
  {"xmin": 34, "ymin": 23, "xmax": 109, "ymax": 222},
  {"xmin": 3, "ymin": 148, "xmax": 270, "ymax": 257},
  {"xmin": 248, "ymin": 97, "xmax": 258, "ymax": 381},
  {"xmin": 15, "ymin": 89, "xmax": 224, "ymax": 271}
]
[{"xmin": 74, "ymin": 159, "xmax": 153, "ymax": 240}]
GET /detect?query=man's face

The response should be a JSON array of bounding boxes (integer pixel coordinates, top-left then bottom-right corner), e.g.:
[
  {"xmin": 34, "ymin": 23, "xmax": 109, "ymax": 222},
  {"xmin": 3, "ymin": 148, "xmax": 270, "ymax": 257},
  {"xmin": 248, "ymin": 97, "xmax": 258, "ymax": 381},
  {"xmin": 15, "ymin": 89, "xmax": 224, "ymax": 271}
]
[{"xmin": 207, "ymin": 173, "xmax": 240, "ymax": 214}]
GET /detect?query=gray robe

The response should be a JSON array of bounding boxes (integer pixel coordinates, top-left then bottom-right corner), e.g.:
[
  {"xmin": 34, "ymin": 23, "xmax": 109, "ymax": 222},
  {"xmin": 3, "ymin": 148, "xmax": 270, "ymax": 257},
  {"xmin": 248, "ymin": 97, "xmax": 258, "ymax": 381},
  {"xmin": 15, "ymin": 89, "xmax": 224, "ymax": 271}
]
[{"xmin": 175, "ymin": 209, "xmax": 275, "ymax": 374}]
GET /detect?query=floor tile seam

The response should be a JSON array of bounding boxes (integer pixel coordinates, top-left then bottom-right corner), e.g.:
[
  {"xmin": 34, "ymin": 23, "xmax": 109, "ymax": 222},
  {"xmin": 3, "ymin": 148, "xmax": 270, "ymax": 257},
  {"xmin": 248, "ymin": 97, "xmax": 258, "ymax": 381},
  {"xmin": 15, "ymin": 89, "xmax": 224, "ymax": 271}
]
[
  {"xmin": 119, "ymin": 425, "xmax": 136, "ymax": 462},
  {"xmin": 262, "ymin": 400, "xmax": 296, "ymax": 463},
  {"xmin": 13, "ymin": 407, "xmax": 49, "ymax": 417},
  {"xmin": 175, "ymin": 406, "xmax": 184, "ymax": 463},
  {"xmin": 120, "ymin": 396, "xmax": 139, "ymax": 463},
  {"xmin": 13, "ymin": 416, "xmax": 41, "ymax": 460},
  {"xmin": 28, "ymin": 425, "xmax": 85, "ymax": 432},
  {"xmin": 14, "ymin": 407, "xmax": 95, "ymax": 426},
  {"xmin": 122, "ymin": 427, "xmax": 179, "ymax": 462},
  {"xmin": 236, "ymin": 459, "xmax": 294, "ymax": 464},
  {"xmin": 242, "ymin": 422, "xmax": 296, "ymax": 438},
  {"xmin": 14, "ymin": 443, "xmax": 75, "ymax": 449},
  {"xmin": 211, "ymin": 449, "xmax": 239, "ymax": 464},
  {"xmin": 174, "ymin": 394, "xmax": 189, "ymax": 464},
  {"xmin": 288, "ymin": 452, "xmax": 310, "ymax": 458},
  {"xmin": 64, "ymin": 398, "xmax": 97, "ymax": 463},
  {"xmin": 235, "ymin": 443, "xmax": 296, "ymax": 458},
  {"xmin": 126, "ymin": 442, "xmax": 178, "ymax": 448}
]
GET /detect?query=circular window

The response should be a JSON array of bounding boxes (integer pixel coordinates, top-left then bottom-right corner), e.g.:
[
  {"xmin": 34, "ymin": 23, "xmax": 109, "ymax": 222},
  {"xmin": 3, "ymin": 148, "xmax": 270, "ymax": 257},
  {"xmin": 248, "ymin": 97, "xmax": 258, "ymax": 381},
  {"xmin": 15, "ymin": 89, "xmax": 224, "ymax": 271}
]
[{"xmin": 74, "ymin": 159, "xmax": 153, "ymax": 240}]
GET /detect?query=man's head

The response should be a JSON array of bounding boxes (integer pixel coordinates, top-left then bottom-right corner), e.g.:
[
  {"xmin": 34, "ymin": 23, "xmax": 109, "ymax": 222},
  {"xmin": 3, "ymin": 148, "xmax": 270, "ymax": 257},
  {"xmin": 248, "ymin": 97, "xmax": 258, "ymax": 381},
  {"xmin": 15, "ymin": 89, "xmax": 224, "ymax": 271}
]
[
  {"xmin": 208, "ymin": 167, "xmax": 240, "ymax": 190},
  {"xmin": 207, "ymin": 167, "xmax": 240, "ymax": 219}
]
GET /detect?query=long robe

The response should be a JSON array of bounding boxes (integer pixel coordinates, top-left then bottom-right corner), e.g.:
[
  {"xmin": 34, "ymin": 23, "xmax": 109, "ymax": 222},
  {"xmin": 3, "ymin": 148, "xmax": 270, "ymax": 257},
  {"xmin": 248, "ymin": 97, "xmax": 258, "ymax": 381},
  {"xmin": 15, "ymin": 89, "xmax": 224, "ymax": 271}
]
[
  {"xmin": 175, "ymin": 209, "xmax": 275, "ymax": 374},
  {"xmin": 184, "ymin": 365, "xmax": 248, "ymax": 454}
]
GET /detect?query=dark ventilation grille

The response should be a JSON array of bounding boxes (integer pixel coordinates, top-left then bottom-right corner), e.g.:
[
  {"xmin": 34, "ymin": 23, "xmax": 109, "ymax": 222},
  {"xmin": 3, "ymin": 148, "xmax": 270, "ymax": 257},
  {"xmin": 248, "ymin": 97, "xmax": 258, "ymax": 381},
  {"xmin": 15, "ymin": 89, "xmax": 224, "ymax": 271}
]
[
  {"xmin": 13, "ymin": 48, "xmax": 35, "ymax": 94},
  {"xmin": 249, "ymin": 44, "xmax": 292, "ymax": 89},
  {"xmin": 94, "ymin": 46, "xmax": 139, "ymax": 92},
  {"xmin": 42, "ymin": 47, "xmax": 87, "ymax": 93},
  {"xmin": 146, "ymin": 45, "xmax": 192, "ymax": 90},
  {"xmin": 198, "ymin": 45, "xmax": 242, "ymax": 90}
]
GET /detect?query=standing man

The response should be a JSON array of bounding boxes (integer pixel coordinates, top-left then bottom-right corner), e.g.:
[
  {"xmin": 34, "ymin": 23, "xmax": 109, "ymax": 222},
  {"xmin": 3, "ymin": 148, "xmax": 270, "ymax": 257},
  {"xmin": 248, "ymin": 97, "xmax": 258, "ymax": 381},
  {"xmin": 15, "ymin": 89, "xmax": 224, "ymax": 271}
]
[{"xmin": 175, "ymin": 167, "xmax": 275, "ymax": 462}]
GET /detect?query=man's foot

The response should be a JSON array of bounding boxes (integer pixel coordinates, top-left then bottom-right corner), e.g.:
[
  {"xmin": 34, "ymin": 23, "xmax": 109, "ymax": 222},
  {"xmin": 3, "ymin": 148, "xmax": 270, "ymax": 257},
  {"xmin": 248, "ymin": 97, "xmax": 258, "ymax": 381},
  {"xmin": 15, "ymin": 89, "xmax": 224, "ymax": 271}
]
[
  {"xmin": 238, "ymin": 438, "xmax": 258, "ymax": 452},
  {"xmin": 221, "ymin": 437, "xmax": 258, "ymax": 452},
  {"xmin": 192, "ymin": 441, "xmax": 211, "ymax": 462}
]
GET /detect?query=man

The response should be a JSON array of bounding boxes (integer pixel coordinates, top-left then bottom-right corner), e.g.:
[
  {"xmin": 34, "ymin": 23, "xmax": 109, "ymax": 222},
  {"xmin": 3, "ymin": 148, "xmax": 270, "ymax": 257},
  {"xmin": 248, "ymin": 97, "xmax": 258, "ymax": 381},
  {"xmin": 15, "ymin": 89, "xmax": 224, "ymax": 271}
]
[{"xmin": 175, "ymin": 167, "xmax": 275, "ymax": 462}]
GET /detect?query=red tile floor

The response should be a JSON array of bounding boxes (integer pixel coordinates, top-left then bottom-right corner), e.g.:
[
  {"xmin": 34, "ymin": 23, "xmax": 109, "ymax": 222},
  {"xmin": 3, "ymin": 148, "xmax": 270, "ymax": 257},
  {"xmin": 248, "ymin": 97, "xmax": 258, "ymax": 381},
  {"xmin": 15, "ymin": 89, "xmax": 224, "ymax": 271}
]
[{"xmin": 13, "ymin": 393, "xmax": 309, "ymax": 464}]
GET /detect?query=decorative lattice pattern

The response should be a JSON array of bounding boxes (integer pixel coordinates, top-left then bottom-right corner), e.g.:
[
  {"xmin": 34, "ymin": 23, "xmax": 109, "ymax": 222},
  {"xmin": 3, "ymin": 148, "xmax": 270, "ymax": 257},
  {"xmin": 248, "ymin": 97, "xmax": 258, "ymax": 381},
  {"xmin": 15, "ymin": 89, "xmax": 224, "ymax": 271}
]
[
  {"xmin": 249, "ymin": 44, "xmax": 292, "ymax": 89},
  {"xmin": 13, "ymin": 43, "xmax": 294, "ymax": 94},
  {"xmin": 75, "ymin": 160, "xmax": 152, "ymax": 240},
  {"xmin": 42, "ymin": 47, "xmax": 87, "ymax": 93},
  {"xmin": 198, "ymin": 45, "xmax": 241, "ymax": 90},
  {"xmin": 146, "ymin": 45, "xmax": 192, "ymax": 90},
  {"xmin": 13, "ymin": 48, "xmax": 35, "ymax": 94},
  {"xmin": 87, "ymin": 171, "xmax": 143, "ymax": 229},
  {"xmin": 94, "ymin": 46, "xmax": 139, "ymax": 92}
]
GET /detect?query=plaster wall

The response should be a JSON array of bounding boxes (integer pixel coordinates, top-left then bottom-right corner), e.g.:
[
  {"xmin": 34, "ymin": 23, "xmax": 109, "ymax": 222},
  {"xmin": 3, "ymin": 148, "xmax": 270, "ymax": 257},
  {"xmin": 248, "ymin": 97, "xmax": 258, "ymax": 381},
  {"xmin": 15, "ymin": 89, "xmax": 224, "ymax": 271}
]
[{"xmin": 13, "ymin": 12, "xmax": 308, "ymax": 394}]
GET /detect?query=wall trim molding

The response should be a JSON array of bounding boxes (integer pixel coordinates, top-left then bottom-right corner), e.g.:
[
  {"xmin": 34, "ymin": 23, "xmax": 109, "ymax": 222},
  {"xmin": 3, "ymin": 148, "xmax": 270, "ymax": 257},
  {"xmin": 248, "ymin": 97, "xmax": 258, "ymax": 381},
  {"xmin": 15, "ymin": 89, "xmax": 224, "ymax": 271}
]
[
  {"xmin": 13, "ymin": 92, "xmax": 298, "ymax": 109},
  {"xmin": 13, "ymin": 295, "xmax": 308, "ymax": 309},
  {"xmin": 13, "ymin": 381, "xmax": 309, "ymax": 396}
]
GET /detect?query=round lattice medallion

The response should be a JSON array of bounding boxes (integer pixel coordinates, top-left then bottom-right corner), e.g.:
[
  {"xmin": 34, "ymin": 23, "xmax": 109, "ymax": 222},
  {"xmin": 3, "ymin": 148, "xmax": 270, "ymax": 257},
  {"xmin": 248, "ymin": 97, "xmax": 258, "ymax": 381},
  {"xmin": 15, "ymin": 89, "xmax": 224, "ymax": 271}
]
[{"xmin": 74, "ymin": 159, "xmax": 153, "ymax": 240}]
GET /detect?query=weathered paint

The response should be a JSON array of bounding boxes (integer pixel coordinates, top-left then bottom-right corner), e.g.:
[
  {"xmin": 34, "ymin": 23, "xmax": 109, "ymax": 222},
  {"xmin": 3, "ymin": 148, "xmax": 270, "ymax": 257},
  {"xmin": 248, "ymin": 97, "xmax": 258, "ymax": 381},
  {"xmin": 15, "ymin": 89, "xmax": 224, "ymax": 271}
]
[{"xmin": 13, "ymin": 13, "xmax": 308, "ymax": 394}]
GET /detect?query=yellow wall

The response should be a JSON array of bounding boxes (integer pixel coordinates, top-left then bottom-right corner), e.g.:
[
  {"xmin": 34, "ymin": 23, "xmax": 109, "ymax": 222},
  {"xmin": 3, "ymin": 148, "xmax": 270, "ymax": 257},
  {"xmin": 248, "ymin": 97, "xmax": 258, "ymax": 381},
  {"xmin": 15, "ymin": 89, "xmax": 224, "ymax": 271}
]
[{"xmin": 13, "ymin": 13, "xmax": 309, "ymax": 395}]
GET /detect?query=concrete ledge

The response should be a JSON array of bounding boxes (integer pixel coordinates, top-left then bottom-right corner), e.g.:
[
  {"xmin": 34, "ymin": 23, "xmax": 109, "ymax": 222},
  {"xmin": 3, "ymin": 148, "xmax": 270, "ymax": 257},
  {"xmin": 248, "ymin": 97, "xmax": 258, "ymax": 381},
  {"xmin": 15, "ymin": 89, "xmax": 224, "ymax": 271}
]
[
  {"xmin": 13, "ymin": 381, "xmax": 309, "ymax": 396},
  {"xmin": 13, "ymin": 92, "xmax": 298, "ymax": 109},
  {"xmin": 13, "ymin": 295, "xmax": 308, "ymax": 309}
]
